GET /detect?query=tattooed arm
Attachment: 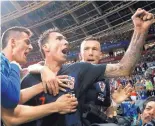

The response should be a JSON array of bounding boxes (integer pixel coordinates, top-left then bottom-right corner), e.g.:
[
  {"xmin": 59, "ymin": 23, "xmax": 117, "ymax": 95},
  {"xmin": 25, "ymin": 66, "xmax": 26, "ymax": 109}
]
[
  {"xmin": 104, "ymin": 8, "xmax": 154, "ymax": 78},
  {"xmin": 105, "ymin": 31, "xmax": 147, "ymax": 77}
]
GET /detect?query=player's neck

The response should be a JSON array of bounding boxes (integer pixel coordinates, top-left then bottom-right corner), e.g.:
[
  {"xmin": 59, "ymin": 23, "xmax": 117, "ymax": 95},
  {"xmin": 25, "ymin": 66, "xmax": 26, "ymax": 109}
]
[
  {"xmin": 44, "ymin": 59, "xmax": 62, "ymax": 74},
  {"xmin": 2, "ymin": 48, "xmax": 13, "ymax": 62}
]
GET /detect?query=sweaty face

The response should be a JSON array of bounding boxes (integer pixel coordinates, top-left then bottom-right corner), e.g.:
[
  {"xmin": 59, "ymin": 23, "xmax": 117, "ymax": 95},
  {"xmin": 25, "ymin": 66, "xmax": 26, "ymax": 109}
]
[
  {"xmin": 141, "ymin": 101, "xmax": 155, "ymax": 124},
  {"xmin": 12, "ymin": 32, "xmax": 33, "ymax": 64},
  {"xmin": 80, "ymin": 40, "xmax": 101, "ymax": 64},
  {"xmin": 46, "ymin": 32, "xmax": 69, "ymax": 63}
]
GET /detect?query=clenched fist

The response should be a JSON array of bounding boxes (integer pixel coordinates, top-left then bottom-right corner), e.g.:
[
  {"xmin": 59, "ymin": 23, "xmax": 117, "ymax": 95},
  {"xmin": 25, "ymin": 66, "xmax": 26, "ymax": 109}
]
[{"xmin": 132, "ymin": 8, "xmax": 154, "ymax": 31}]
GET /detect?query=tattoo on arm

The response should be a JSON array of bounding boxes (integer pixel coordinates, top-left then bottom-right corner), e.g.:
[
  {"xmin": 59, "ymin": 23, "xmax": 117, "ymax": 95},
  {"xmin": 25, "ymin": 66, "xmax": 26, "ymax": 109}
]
[{"xmin": 105, "ymin": 30, "xmax": 148, "ymax": 78}]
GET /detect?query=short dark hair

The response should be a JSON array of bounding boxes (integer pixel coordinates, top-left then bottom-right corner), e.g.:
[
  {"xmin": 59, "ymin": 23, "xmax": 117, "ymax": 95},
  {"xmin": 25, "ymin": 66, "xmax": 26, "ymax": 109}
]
[
  {"xmin": 38, "ymin": 28, "xmax": 60, "ymax": 58},
  {"xmin": 142, "ymin": 96, "xmax": 155, "ymax": 112},
  {"xmin": 1, "ymin": 26, "xmax": 32, "ymax": 49}
]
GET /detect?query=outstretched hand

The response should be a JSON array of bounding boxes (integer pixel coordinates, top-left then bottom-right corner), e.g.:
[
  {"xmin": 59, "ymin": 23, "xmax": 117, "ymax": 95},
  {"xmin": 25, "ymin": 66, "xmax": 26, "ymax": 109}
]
[{"xmin": 112, "ymin": 84, "xmax": 133, "ymax": 104}]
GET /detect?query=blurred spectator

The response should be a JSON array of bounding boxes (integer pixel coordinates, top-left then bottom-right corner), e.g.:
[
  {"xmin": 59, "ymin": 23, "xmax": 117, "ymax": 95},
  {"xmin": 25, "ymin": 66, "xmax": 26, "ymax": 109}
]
[
  {"xmin": 118, "ymin": 98, "xmax": 141, "ymax": 126},
  {"xmin": 145, "ymin": 78, "xmax": 154, "ymax": 97}
]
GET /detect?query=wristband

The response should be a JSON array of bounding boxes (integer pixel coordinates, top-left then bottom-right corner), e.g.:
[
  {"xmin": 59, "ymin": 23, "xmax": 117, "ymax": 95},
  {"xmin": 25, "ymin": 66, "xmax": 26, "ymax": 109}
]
[
  {"xmin": 28, "ymin": 64, "xmax": 44, "ymax": 73},
  {"xmin": 38, "ymin": 66, "xmax": 45, "ymax": 73}
]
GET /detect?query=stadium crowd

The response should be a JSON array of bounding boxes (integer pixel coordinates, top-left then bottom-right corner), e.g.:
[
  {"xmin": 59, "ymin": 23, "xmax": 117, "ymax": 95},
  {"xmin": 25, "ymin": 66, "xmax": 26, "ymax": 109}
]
[{"xmin": 1, "ymin": 8, "xmax": 155, "ymax": 126}]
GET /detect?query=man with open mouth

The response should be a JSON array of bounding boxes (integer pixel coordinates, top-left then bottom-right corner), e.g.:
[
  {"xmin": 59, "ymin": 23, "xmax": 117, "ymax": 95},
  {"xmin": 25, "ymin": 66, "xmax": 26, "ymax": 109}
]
[
  {"xmin": 3, "ymin": 8, "xmax": 154, "ymax": 126},
  {"xmin": 1, "ymin": 26, "xmax": 33, "ymax": 109},
  {"xmin": 19, "ymin": 8, "xmax": 154, "ymax": 126},
  {"xmin": 140, "ymin": 96, "xmax": 155, "ymax": 126},
  {"xmin": 1, "ymin": 27, "xmax": 78, "ymax": 126}
]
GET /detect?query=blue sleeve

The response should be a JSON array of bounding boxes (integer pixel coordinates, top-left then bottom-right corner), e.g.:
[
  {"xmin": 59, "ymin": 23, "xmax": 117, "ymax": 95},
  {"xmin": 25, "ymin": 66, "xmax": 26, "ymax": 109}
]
[{"xmin": 1, "ymin": 63, "xmax": 20, "ymax": 108}]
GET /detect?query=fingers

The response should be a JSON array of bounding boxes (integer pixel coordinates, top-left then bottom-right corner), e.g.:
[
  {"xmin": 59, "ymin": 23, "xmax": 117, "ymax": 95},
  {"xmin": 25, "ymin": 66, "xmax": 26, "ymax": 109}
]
[
  {"xmin": 40, "ymin": 66, "xmax": 60, "ymax": 95},
  {"xmin": 71, "ymin": 101, "xmax": 78, "ymax": 107},
  {"xmin": 126, "ymin": 87, "xmax": 133, "ymax": 95},
  {"xmin": 133, "ymin": 8, "xmax": 154, "ymax": 21},
  {"xmin": 132, "ymin": 8, "xmax": 145, "ymax": 19},
  {"xmin": 53, "ymin": 80, "xmax": 59, "ymax": 95},
  {"xmin": 57, "ymin": 75, "xmax": 69, "ymax": 79},
  {"xmin": 46, "ymin": 81, "xmax": 54, "ymax": 95},
  {"xmin": 42, "ymin": 81, "xmax": 47, "ymax": 94},
  {"xmin": 59, "ymin": 87, "xmax": 67, "ymax": 92},
  {"xmin": 59, "ymin": 82, "xmax": 70, "ymax": 88},
  {"xmin": 52, "ymin": 81, "xmax": 58, "ymax": 96},
  {"xmin": 57, "ymin": 77, "xmax": 72, "ymax": 91},
  {"xmin": 57, "ymin": 75, "xmax": 72, "ymax": 84},
  {"xmin": 58, "ymin": 79, "xmax": 71, "ymax": 83},
  {"xmin": 143, "ymin": 15, "xmax": 147, "ymax": 21},
  {"xmin": 142, "ymin": 12, "xmax": 153, "ymax": 21},
  {"xmin": 63, "ymin": 94, "xmax": 77, "ymax": 102},
  {"xmin": 57, "ymin": 94, "xmax": 78, "ymax": 114},
  {"xmin": 42, "ymin": 79, "xmax": 59, "ymax": 96},
  {"xmin": 124, "ymin": 83, "xmax": 133, "ymax": 96},
  {"xmin": 63, "ymin": 94, "xmax": 72, "ymax": 98},
  {"xmin": 70, "ymin": 98, "xmax": 78, "ymax": 110},
  {"xmin": 43, "ymin": 81, "xmax": 59, "ymax": 96},
  {"xmin": 124, "ymin": 83, "xmax": 131, "ymax": 92},
  {"xmin": 71, "ymin": 96, "xmax": 77, "ymax": 102},
  {"xmin": 117, "ymin": 84, "xmax": 123, "ymax": 92},
  {"xmin": 146, "ymin": 13, "xmax": 153, "ymax": 20},
  {"xmin": 70, "ymin": 109, "xmax": 77, "ymax": 113},
  {"xmin": 62, "ymin": 95, "xmax": 78, "ymax": 107},
  {"xmin": 61, "ymin": 108, "xmax": 77, "ymax": 114}
]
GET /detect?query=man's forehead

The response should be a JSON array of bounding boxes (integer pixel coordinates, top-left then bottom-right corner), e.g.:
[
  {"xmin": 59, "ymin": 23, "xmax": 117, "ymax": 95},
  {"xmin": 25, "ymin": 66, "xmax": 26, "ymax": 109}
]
[
  {"xmin": 49, "ymin": 32, "xmax": 64, "ymax": 38},
  {"xmin": 9, "ymin": 32, "xmax": 30, "ymax": 44},
  {"xmin": 146, "ymin": 101, "xmax": 155, "ymax": 108},
  {"xmin": 12, "ymin": 31, "xmax": 30, "ymax": 39},
  {"xmin": 21, "ymin": 32, "xmax": 30, "ymax": 38},
  {"xmin": 83, "ymin": 40, "xmax": 100, "ymax": 47}
]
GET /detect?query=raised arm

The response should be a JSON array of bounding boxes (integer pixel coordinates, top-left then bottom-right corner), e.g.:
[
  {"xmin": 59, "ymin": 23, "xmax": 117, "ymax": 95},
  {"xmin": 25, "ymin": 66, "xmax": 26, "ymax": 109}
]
[
  {"xmin": 2, "ymin": 94, "xmax": 78, "ymax": 126},
  {"xmin": 104, "ymin": 8, "xmax": 154, "ymax": 78}
]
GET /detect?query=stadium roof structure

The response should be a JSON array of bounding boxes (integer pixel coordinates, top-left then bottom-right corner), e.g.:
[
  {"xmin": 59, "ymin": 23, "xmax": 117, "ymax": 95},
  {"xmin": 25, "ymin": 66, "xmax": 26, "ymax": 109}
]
[{"xmin": 1, "ymin": 1, "xmax": 155, "ymax": 61}]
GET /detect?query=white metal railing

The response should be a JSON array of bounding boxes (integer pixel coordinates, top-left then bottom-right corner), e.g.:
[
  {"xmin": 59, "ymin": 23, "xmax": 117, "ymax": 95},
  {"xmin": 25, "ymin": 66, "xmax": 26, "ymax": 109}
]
[
  {"xmin": 27, "ymin": 1, "xmax": 91, "ymax": 29},
  {"xmin": 1, "ymin": 1, "xmax": 51, "ymax": 24},
  {"xmin": 65, "ymin": 6, "xmax": 155, "ymax": 44},
  {"xmin": 30, "ymin": 3, "xmax": 155, "ymax": 45},
  {"xmin": 62, "ymin": 1, "xmax": 137, "ymax": 34},
  {"xmin": 30, "ymin": 7, "xmax": 155, "ymax": 45}
]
